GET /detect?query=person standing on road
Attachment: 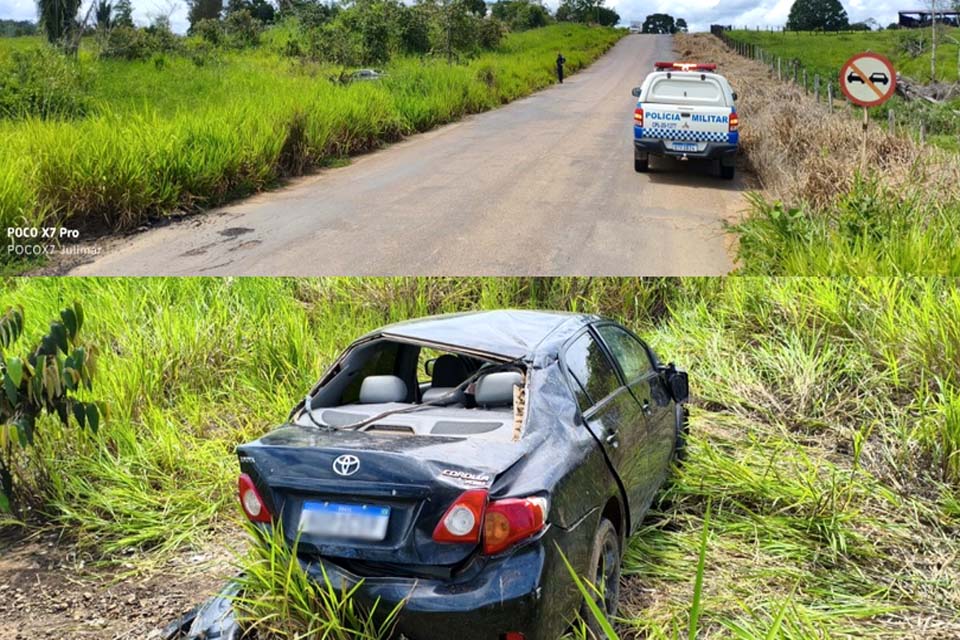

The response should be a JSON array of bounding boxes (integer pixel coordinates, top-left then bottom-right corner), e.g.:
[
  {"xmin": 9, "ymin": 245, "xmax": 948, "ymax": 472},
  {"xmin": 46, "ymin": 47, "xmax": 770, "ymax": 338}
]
[{"xmin": 556, "ymin": 52, "xmax": 566, "ymax": 84}]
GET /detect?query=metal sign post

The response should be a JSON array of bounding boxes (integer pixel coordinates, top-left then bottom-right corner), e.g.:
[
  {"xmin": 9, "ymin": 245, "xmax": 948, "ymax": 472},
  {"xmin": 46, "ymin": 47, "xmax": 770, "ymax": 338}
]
[{"xmin": 839, "ymin": 52, "xmax": 897, "ymax": 174}]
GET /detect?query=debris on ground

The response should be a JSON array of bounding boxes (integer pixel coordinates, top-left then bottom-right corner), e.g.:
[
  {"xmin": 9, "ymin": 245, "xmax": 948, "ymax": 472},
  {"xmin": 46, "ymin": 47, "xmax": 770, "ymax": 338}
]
[
  {"xmin": 0, "ymin": 533, "xmax": 233, "ymax": 639},
  {"xmin": 896, "ymin": 75, "xmax": 960, "ymax": 103}
]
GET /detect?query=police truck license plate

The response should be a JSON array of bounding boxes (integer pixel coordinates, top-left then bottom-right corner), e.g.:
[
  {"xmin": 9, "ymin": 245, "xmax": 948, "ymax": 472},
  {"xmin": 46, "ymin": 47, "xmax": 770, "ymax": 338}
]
[
  {"xmin": 298, "ymin": 501, "xmax": 390, "ymax": 541},
  {"xmin": 669, "ymin": 141, "xmax": 699, "ymax": 152}
]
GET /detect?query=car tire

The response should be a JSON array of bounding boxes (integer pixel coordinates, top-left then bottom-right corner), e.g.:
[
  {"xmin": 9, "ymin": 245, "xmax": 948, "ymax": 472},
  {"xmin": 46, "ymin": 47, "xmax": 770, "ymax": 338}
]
[
  {"xmin": 634, "ymin": 154, "xmax": 649, "ymax": 173},
  {"xmin": 720, "ymin": 164, "xmax": 735, "ymax": 180},
  {"xmin": 581, "ymin": 518, "xmax": 621, "ymax": 635},
  {"xmin": 674, "ymin": 404, "xmax": 690, "ymax": 465}
]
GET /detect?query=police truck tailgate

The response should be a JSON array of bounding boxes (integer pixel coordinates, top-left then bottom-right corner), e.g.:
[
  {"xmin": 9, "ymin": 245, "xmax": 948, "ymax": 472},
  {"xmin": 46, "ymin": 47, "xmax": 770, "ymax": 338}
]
[{"xmin": 641, "ymin": 104, "xmax": 733, "ymax": 153}]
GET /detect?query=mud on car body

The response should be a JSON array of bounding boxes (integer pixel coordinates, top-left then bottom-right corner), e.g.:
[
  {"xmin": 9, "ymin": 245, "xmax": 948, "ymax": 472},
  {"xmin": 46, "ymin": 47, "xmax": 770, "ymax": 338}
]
[{"xmin": 166, "ymin": 310, "xmax": 690, "ymax": 640}]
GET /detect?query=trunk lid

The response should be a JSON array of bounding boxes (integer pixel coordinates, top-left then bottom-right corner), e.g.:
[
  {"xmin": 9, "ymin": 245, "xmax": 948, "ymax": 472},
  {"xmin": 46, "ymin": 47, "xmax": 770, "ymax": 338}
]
[
  {"xmin": 237, "ymin": 425, "xmax": 525, "ymax": 571},
  {"xmin": 640, "ymin": 103, "xmax": 734, "ymax": 151}
]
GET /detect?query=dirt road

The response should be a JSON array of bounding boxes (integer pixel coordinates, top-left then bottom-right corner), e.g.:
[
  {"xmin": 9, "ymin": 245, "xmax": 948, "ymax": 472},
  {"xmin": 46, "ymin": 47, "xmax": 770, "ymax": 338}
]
[{"xmin": 72, "ymin": 35, "xmax": 747, "ymax": 276}]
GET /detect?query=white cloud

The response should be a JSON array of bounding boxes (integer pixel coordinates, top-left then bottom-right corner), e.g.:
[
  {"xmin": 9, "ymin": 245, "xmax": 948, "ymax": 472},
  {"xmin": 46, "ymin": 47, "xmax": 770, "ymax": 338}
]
[{"xmin": 0, "ymin": 0, "xmax": 189, "ymax": 32}]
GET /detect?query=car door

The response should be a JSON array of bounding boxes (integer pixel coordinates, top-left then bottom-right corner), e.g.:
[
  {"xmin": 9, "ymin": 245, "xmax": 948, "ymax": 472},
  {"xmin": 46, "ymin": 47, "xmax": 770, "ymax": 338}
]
[
  {"xmin": 561, "ymin": 329, "xmax": 648, "ymax": 528},
  {"xmin": 594, "ymin": 323, "xmax": 676, "ymax": 521}
]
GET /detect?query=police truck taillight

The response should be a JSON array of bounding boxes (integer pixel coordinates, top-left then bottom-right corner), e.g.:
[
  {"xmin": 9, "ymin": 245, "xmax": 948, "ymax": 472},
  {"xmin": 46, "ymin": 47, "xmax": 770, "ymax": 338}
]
[
  {"xmin": 483, "ymin": 497, "xmax": 547, "ymax": 555},
  {"xmin": 633, "ymin": 107, "xmax": 644, "ymax": 127},
  {"xmin": 238, "ymin": 473, "xmax": 272, "ymax": 523},
  {"xmin": 433, "ymin": 489, "xmax": 488, "ymax": 543},
  {"xmin": 729, "ymin": 112, "xmax": 739, "ymax": 132}
]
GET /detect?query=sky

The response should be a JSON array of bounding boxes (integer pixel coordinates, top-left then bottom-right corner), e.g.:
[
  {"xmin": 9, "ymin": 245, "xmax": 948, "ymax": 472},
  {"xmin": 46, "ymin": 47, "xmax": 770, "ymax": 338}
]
[{"xmin": 0, "ymin": 0, "xmax": 906, "ymax": 35}]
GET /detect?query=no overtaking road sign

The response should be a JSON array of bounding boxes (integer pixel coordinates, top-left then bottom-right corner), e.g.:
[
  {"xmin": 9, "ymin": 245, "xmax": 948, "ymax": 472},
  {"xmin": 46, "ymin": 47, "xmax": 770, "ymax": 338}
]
[{"xmin": 839, "ymin": 53, "xmax": 897, "ymax": 108}]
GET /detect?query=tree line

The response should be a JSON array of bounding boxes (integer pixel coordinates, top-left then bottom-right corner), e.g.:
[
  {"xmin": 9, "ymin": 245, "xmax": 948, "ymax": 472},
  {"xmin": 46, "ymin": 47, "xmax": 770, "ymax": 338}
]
[{"xmin": 21, "ymin": 0, "xmax": 619, "ymax": 66}]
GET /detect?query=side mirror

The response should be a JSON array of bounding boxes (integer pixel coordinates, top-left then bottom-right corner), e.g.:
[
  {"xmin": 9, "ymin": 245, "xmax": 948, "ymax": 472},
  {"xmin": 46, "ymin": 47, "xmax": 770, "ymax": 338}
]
[
  {"xmin": 731, "ymin": 91, "xmax": 738, "ymax": 101},
  {"xmin": 631, "ymin": 87, "xmax": 642, "ymax": 97},
  {"xmin": 660, "ymin": 363, "xmax": 689, "ymax": 403},
  {"xmin": 424, "ymin": 358, "xmax": 436, "ymax": 377}
]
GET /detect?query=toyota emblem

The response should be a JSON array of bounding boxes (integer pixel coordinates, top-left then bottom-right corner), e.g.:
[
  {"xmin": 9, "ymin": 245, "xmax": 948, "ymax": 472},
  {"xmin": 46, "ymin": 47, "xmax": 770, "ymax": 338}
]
[{"xmin": 332, "ymin": 454, "xmax": 360, "ymax": 477}]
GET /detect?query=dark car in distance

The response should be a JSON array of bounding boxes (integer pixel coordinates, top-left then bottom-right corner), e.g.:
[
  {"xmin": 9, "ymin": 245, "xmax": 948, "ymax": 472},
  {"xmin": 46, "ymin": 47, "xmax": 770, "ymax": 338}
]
[{"xmin": 169, "ymin": 310, "xmax": 689, "ymax": 640}]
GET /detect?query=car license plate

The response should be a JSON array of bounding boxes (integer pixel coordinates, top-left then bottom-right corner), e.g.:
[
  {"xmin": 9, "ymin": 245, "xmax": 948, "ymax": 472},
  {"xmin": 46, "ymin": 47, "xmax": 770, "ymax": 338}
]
[
  {"xmin": 298, "ymin": 501, "xmax": 390, "ymax": 541},
  {"xmin": 669, "ymin": 141, "xmax": 700, "ymax": 152}
]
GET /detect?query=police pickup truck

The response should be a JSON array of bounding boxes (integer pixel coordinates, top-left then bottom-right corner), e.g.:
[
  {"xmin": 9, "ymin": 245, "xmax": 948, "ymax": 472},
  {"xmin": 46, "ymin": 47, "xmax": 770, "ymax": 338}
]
[{"xmin": 631, "ymin": 62, "xmax": 739, "ymax": 180}]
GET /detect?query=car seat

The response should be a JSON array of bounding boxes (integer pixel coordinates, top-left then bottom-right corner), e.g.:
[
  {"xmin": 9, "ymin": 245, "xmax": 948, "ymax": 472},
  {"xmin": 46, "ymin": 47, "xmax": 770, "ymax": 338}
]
[{"xmin": 422, "ymin": 354, "xmax": 470, "ymax": 404}]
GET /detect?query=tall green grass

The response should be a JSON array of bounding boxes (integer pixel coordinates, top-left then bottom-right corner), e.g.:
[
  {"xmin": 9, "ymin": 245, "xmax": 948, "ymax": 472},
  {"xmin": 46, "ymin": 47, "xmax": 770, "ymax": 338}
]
[
  {"xmin": 233, "ymin": 522, "xmax": 402, "ymax": 640},
  {"xmin": 1, "ymin": 277, "xmax": 957, "ymax": 637},
  {"xmin": 0, "ymin": 25, "xmax": 621, "ymax": 233},
  {"xmin": 734, "ymin": 185, "xmax": 960, "ymax": 275}
]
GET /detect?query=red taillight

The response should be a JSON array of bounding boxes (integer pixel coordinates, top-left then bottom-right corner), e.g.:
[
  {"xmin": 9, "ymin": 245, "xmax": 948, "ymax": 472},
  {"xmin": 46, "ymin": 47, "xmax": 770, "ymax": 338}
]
[
  {"xmin": 634, "ymin": 107, "xmax": 644, "ymax": 127},
  {"xmin": 729, "ymin": 112, "xmax": 739, "ymax": 132},
  {"xmin": 433, "ymin": 489, "xmax": 488, "ymax": 543},
  {"xmin": 502, "ymin": 633, "xmax": 526, "ymax": 640},
  {"xmin": 238, "ymin": 473, "xmax": 271, "ymax": 523},
  {"xmin": 483, "ymin": 497, "xmax": 547, "ymax": 555}
]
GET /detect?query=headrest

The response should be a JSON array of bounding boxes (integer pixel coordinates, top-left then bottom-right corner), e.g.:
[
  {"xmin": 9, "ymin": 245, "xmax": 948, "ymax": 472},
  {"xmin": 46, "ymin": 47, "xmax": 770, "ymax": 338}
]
[
  {"xmin": 432, "ymin": 354, "xmax": 470, "ymax": 388},
  {"xmin": 474, "ymin": 372, "xmax": 523, "ymax": 407},
  {"xmin": 358, "ymin": 375, "xmax": 407, "ymax": 404}
]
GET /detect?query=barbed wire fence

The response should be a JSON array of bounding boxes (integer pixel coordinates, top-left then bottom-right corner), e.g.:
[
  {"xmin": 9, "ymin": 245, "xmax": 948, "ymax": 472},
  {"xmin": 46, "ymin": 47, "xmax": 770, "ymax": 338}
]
[{"xmin": 709, "ymin": 25, "xmax": 932, "ymax": 144}]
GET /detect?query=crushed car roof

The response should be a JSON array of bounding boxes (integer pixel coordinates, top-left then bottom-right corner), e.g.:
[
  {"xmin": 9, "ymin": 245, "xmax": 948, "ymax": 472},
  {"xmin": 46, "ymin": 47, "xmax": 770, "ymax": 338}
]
[{"xmin": 361, "ymin": 310, "xmax": 598, "ymax": 360}]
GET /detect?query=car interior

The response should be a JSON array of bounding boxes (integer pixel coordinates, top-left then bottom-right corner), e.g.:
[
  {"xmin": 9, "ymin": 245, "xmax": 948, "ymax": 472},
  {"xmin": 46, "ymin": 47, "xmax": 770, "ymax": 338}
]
[{"xmin": 294, "ymin": 340, "xmax": 525, "ymax": 441}]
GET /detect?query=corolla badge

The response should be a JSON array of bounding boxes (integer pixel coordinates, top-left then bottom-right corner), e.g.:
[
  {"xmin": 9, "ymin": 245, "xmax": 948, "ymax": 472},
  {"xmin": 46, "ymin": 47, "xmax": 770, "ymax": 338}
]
[{"xmin": 332, "ymin": 454, "xmax": 360, "ymax": 477}]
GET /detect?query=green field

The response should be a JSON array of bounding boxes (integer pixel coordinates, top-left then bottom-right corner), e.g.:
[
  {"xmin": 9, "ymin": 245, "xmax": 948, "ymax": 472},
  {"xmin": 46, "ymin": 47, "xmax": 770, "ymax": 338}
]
[
  {"xmin": 727, "ymin": 27, "xmax": 960, "ymax": 84},
  {"xmin": 726, "ymin": 28, "xmax": 960, "ymax": 151},
  {"xmin": 0, "ymin": 25, "xmax": 621, "ymax": 232},
  {"xmin": 1, "ymin": 277, "xmax": 958, "ymax": 637}
]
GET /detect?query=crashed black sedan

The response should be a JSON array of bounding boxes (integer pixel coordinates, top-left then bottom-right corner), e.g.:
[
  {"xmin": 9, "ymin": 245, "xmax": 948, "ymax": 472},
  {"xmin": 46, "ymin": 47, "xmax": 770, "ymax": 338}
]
[{"xmin": 171, "ymin": 310, "xmax": 689, "ymax": 640}]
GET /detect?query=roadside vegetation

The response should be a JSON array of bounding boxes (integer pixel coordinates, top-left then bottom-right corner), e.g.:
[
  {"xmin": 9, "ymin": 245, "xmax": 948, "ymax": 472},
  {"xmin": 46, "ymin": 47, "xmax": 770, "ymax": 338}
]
[
  {"xmin": 0, "ymin": 12, "xmax": 620, "ymax": 239},
  {"xmin": 1, "ymin": 277, "xmax": 958, "ymax": 637},
  {"xmin": 678, "ymin": 33, "xmax": 960, "ymax": 275}
]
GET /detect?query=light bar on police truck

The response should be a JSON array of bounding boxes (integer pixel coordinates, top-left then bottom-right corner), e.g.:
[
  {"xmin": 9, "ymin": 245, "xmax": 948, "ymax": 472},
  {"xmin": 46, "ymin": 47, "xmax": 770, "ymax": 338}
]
[{"xmin": 654, "ymin": 62, "xmax": 718, "ymax": 72}]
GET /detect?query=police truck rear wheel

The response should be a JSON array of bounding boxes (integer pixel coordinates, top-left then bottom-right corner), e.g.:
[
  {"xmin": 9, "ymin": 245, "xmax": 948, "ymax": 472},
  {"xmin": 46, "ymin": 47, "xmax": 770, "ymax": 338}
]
[
  {"xmin": 634, "ymin": 154, "xmax": 649, "ymax": 173},
  {"xmin": 720, "ymin": 164, "xmax": 735, "ymax": 180}
]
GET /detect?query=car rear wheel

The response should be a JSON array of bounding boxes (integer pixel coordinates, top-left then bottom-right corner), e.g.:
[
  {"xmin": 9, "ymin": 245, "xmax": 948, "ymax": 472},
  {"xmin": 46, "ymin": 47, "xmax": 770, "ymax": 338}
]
[
  {"xmin": 720, "ymin": 163, "xmax": 735, "ymax": 180},
  {"xmin": 581, "ymin": 518, "xmax": 621, "ymax": 635}
]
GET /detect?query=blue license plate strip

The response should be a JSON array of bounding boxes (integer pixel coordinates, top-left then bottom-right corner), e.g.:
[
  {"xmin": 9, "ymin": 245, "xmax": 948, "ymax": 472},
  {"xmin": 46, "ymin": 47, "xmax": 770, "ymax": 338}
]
[
  {"xmin": 669, "ymin": 141, "xmax": 699, "ymax": 152},
  {"xmin": 298, "ymin": 501, "xmax": 391, "ymax": 541}
]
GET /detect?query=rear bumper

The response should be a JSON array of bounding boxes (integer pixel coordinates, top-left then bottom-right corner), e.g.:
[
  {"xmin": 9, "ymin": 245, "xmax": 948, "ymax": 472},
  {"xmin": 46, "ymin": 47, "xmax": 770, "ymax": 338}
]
[
  {"xmin": 306, "ymin": 531, "xmax": 567, "ymax": 640},
  {"xmin": 634, "ymin": 138, "xmax": 737, "ymax": 160},
  {"xmin": 169, "ymin": 520, "xmax": 595, "ymax": 640}
]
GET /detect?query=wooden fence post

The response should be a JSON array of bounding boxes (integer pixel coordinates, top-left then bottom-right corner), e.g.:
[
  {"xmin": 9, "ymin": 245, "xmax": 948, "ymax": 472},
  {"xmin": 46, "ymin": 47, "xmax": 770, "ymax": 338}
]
[
  {"xmin": 888, "ymin": 109, "xmax": 894, "ymax": 133},
  {"xmin": 814, "ymin": 75, "xmax": 820, "ymax": 102},
  {"xmin": 777, "ymin": 57, "xmax": 782, "ymax": 81},
  {"xmin": 802, "ymin": 68, "xmax": 807, "ymax": 93},
  {"xmin": 827, "ymin": 84, "xmax": 833, "ymax": 110}
]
